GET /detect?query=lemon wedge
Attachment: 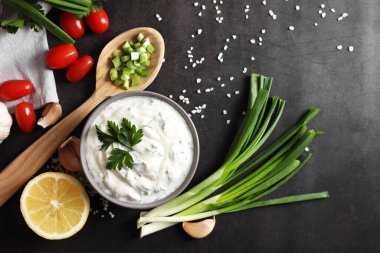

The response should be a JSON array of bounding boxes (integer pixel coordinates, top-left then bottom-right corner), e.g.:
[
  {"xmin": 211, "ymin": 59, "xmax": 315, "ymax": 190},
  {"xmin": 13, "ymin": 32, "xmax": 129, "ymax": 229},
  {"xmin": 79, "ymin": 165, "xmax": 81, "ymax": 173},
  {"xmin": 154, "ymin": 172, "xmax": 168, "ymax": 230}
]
[{"xmin": 20, "ymin": 172, "xmax": 90, "ymax": 240}]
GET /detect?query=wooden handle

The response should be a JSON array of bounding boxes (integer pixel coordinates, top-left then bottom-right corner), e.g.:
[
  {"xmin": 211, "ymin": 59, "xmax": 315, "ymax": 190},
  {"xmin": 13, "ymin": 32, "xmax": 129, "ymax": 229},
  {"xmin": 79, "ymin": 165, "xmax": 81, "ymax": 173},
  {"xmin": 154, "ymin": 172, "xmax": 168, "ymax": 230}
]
[{"xmin": 0, "ymin": 93, "xmax": 106, "ymax": 207}]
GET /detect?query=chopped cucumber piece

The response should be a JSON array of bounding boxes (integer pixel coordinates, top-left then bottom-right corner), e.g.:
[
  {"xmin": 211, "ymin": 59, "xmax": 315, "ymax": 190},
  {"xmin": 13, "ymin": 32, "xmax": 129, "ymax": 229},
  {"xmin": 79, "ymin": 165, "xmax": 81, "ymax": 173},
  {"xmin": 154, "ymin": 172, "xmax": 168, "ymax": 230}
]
[
  {"xmin": 122, "ymin": 68, "xmax": 133, "ymax": 75},
  {"xmin": 137, "ymin": 33, "xmax": 145, "ymax": 42},
  {"xmin": 131, "ymin": 75, "xmax": 141, "ymax": 86},
  {"xmin": 139, "ymin": 53, "xmax": 148, "ymax": 63},
  {"xmin": 142, "ymin": 38, "xmax": 151, "ymax": 48},
  {"xmin": 113, "ymin": 49, "xmax": 123, "ymax": 57},
  {"xmin": 131, "ymin": 52, "xmax": 139, "ymax": 61},
  {"xmin": 126, "ymin": 61, "xmax": 135, "ymax": 69},
  {"xmin": 137, "ymin": 47, "xmax": 147, "ymax": 54},
  {"xmin": 141, "ymin": 60, "xmax": 151, "ymax": 67},
  {"xmin": 121, "ymin": 73, "xmax": 130, "ymax": 81},
  {"xmin": 141, "ymin": 69, "xmax": 149, "ymax": 77},
  {"xmin": 122, "ymin": 41, "xmax": 131, "ymax": 51},
  {"xmin": 121, "ymin": 55, "xmax": 130, "ymax": 63},
  {"xmin": 146, "ymin": 44, "xmax": 155, "ymax": 53},
  {"xmin": 122, "ymin": 79, "xmax": 130, "ymax": 90},
  {"xmin": 110, "ymin": 68, "xmax": 118, "ymax": 81},
  {"xmin": 112, "ymin": 56, "xmax": 122, "ymax": 69},
  {"xmin": 133, "ymin": 42, "xmax": 141, "ymax": 49}
]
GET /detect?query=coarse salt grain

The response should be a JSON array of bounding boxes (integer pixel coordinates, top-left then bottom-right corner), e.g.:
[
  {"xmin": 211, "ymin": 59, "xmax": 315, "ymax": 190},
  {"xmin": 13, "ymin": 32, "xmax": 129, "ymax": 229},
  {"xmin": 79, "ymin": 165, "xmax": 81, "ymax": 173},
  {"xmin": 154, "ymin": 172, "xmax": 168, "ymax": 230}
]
[
  {"xmin": 295, "ymin": 5, "xmax": 300, "ymax": 10},
  {"xmin": 226, "ymin": 120, "xmax": 231, "ymax": 124},
  {"xmin": 222, "ymin": 110, "xmax": 227, "ymax": 115},
  {"xmin": 289, "ymin": 26, "xmax": 295, "ymax": 31},
  {"xmin": 230, "ymin": 76, "xmax": 234, "ymax": 81},
  {"xmin": 196, "ymin": 78, "xmax": 202, "ymax": 83},
  {"xmin": 337, "ymin": 45, "xmax": 343, "ymax": 50},
  {"xmin": 348, "ymin": 46, "xmax": 354, "ymax": 52},
  {"xmin": 243, "ymin": 67, "xmax": 247, "ymax": 73}
]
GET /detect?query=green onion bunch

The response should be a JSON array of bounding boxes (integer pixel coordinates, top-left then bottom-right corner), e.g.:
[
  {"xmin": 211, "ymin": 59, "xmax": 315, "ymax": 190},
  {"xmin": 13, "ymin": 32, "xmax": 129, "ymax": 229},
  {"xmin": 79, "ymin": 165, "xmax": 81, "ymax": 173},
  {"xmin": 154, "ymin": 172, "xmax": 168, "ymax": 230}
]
[{"xmin": 138, "ymin": 74, "xmax": 329, "ymax": 237}]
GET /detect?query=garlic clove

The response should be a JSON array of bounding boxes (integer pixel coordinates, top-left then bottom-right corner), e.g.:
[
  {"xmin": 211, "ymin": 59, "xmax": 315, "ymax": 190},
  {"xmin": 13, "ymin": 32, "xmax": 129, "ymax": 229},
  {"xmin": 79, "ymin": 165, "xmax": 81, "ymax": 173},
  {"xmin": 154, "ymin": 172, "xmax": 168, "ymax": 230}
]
[
  {"xmin": 182, "ymin": 217, "xmax": 216, "ymax": 239},
  {"xmin": 37, "ymin": 102, "xmax": 62, "ymax": 128},
  {"xmin": 58, "ymin": 136, "xmax": 82, "ymax": 172},
  {"xmin": 0, "ymin": 102, "xmax": 13, "ymax": 144}
]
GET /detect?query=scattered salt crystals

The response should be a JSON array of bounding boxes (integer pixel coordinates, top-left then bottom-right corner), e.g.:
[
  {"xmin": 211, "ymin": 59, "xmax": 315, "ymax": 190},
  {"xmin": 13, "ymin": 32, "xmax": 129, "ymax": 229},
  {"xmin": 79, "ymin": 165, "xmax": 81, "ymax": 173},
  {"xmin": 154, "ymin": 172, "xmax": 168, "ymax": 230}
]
[
  {"xmin": 226, "ymin": 38, "xmax": 230, "ymax": 43},
  {"xmin": 184, "ymin": 66, "xmax": 188, "ymax": 69},
  {"xmin": 194, "ymin": 2, "xmax": 199, "ymax": 7},
  {"xmin": 315, "ymin": 23, "xmax": 318, "ymax": 26},
  {"xmin": 318, "ymin": 10, "xmax": 323, "ymax": 14},
  {"xmin": 169, "ymin": 95, "xmax": 173, "ymax": 98},
  {"xmin": 243, "ymin": 67, "xmax": 247, "ymax": 74},
  {"xmin": 258, "ymin": 37, "xmax": 263, "ymax": 42},
  {"xmin": 289, "ymin": 26, "xmax": 295, "ymax": 31},
  {"xmin": 222, "ymin": 110, "xmax": 227, "ymax": 115},
  {"xmin": 232, "ymin": 35, "xmax": 237, "ymax": 39},
  {"xmin": 261, "ymin": 29, "xmax": 266, "ymax": 34},
  {"xmin": 305, "ymin": 147, "xmax": 310, "ymax": 152},
  {"xmin": 217, "ymin": 76, "xmax": 221, "ymax": 81},
  {"xmin": 155, "ymin": 14, "xmax": 162, "ymax": 21},
  {"xmin": 330, "ymin": 8, "xmax": 335, "ymax": 13},
  {"xmin": 205, "ymin": 88, "xmax": 211, "ymax": 92},
  {"xmin": 202, "ymin": 5, "xmax": 206, "ymax": 10},
  {"xmin": 321, "ymin": 12, "xmax": 326, "ymax": 18},
  {"xmin": 348, "ymin": 46, "xmax": 354, "ymax": 52},
  {"xmin": 179, "ymin": 95, "xmax": 190, "ymax": 104},
  {"xmin": 336, "ymin": 45, "xmax": 343, "ymax": 50},
  {"xmin": 182, "ymin": 89, "xmax": 187, "ymax": 94},
  {"xmin": 226, "ymin": 93, "xmax": 231, "ymax": 98},
  {"xmin": 197, "ymin": 29, "xmax": 203, "ymax": 35},
  {"xmin": 197, "ymin": 89, "xmax": 201, "ymax": 93},
  {"xmin": 251, "ymin": 56, "xmax": 255, "ymax": 61},
  {"xmin": 226, "ymin": 119, "xmax": 231, "ymax": 124},
  {"xmin": 235, "ymin": 91, "xmax": 240, "ymax": 95},
  {"xmin": 229, "ymin": 76, "xmax": 234, "ymax": 81},
  {"xmin": 295, "ymin": 5, "xmax": 300, "ymax": 11},
  {"xmin": 220, "ymin": 83, "xmax": 225, "ymax": 87},
  {"xmin": 320, "ymin": 4, "xmax": 325, "ymax": 9},
  {"xmin": 268, "ymin": 9, "xmax": 277, "ymax": 20},
  {"xmin": 337, "ymin": 13, "xmax": 348, "ymax": 21},
  {"xmin": 201, "ymin": 115, "xmax": 205, "ymax": 119},
  {"xmin": 258, "ymin": 42, "xmax": 262, "ymax": 46},
  {"xmin": 196, "ymin": 78, "xmax": 202, "ymax": 83},
  {"xmin": 198, "ymin": 12, "xmax": 202, "ymax": 17},
  {"xmin": 262, "ymin": 0, "xmax": 267, "ymax": 5},
  {"xmin": 217, "ymin": 52, "xmax": 224, "ymax": 62},
  {"xmin": 224, "ymin": 45, "xmax": 228, "ymax": 50},
  {"xmin": 250, "ymin": 39, "xmax": 256, "ymax": 44},
  {"xmin": 244, "ymin": 4, "xmax": 250, "ymax": 19}
]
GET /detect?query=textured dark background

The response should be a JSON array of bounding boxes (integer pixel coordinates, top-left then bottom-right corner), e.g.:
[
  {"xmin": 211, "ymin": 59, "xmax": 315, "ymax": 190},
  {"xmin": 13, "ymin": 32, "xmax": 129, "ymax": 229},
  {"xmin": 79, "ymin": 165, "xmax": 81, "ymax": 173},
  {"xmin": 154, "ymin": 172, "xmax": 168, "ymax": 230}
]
[{"xmin": 1, "ymin": 0, "xmax": 379, "ymax": 252}]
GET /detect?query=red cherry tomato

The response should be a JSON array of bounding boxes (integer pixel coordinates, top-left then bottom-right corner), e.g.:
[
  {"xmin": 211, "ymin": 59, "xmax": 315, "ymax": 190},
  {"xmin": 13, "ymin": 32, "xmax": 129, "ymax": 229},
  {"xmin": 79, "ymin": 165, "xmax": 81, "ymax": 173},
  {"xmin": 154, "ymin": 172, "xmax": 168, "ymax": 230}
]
[
  {"xmin": 85, "ymin": 9, "xmax": 109, "ymax": 33},
  {"xmin": 66, "ymin": 55, "xmax": 94, "ymax": 82},
  {"xmin": 15, "ymin": 102, "xmax": 36, "ymax": 133},
  {"xmin": 59, "ymin": 12, "xmax": 85, "ymax": 39},
  {"xmin": 46, "ymin": 44, "xmax": 78, "ymax": 69},
  {"xmin": 0, "ymin": 80, "xmax": 33, "ymax": 101}
]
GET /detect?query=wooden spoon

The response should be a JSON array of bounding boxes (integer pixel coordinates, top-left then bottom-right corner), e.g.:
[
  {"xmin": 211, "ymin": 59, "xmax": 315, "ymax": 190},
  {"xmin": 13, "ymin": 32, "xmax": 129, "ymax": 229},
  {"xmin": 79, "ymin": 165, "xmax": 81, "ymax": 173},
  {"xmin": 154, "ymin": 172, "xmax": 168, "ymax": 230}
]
[{"xmin": 0, "ymin": 27, "xmax": 165, "ymax": 207}]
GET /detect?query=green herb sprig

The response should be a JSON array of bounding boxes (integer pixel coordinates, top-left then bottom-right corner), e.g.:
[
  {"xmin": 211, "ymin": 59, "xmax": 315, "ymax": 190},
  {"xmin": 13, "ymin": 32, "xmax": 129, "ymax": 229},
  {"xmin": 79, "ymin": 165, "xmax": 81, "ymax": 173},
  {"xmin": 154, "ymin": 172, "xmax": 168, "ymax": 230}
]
[{"xmin": 96, "ymin": 118, "xmax": 143, "ymax": 170}]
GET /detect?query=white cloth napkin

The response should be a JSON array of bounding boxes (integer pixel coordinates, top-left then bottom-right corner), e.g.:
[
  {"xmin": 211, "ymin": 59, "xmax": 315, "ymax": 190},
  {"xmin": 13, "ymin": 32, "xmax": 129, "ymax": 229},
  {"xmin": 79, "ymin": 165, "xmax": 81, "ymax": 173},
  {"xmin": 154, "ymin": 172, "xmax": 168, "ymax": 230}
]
[{"xmin": 0, "ymin": 3, "xmax": 59, "ymax": 113}]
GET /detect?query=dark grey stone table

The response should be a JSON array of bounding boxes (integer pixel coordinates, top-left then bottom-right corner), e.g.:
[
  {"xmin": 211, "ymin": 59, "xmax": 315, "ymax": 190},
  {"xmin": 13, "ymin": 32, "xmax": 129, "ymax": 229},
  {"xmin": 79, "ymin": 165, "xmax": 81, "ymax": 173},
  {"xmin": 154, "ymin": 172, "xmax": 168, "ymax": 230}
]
[{"xmin": 1, "ymin": 0, "xmax": 379, "ymax": 252}]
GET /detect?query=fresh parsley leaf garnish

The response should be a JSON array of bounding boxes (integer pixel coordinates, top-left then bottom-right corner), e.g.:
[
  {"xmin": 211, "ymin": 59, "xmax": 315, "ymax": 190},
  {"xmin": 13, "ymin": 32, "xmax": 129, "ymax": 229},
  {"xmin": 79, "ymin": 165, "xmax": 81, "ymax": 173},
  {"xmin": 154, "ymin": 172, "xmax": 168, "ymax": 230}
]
[
  {"xmin": 106, "ymin": 148, "xmax": 134, "ymax": 170},
  {"xmin": 96, "ymin": 118, "xmax": 143, "ymax": 170}
]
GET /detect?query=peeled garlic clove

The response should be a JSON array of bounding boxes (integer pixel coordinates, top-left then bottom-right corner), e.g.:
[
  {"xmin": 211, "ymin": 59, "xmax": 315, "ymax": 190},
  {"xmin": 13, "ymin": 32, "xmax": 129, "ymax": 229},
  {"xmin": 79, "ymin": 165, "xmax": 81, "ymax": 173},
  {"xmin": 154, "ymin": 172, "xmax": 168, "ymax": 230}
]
[
  {"xmin": 58, "ymin": 136, "xmax": 82, "ymax": 172},
  {"xmin": 37, "ymin": 102, "xmax": 62, "ymax": 128},
  {"xmin": 0, "ymin": 102, "xmax": 13, "ymax": 144},
  {"xmin": 182, "ymin": 217, "xmax": 216, "ymax": 239}
]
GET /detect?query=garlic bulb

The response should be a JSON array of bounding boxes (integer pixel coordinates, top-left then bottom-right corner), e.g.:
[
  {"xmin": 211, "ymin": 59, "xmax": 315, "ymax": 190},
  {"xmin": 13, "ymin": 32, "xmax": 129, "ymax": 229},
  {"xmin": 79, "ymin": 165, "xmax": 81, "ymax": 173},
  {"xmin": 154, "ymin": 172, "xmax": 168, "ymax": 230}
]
[{"xmin": 0, "ymin": 102, "xmax": 12, "ymax": 144}]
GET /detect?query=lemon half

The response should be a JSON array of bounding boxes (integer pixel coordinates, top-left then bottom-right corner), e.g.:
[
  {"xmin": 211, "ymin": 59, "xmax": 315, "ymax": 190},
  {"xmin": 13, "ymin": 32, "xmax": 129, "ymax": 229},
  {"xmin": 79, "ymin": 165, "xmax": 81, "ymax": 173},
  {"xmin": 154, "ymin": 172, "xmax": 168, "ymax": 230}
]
[{"xmin": 20, "ymin": 172, "xmax": 90, "ymax": 240}]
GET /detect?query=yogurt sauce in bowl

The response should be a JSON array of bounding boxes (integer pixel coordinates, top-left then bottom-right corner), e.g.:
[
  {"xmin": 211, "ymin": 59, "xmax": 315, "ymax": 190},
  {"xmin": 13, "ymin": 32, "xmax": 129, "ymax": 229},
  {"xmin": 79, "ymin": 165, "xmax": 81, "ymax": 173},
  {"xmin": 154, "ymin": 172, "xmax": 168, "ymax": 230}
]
[{"xmin": 82, "ymin": 92, "xmax": 199, "ymax": 208}]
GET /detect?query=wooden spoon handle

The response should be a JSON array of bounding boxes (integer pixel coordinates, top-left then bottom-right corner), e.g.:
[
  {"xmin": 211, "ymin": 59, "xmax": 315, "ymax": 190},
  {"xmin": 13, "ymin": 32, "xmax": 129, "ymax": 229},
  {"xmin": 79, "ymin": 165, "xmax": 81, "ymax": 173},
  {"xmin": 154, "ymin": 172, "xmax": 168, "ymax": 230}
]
[{"xmin": 0, "ymin": 93, "xmax": 106, "ymax": 207}]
